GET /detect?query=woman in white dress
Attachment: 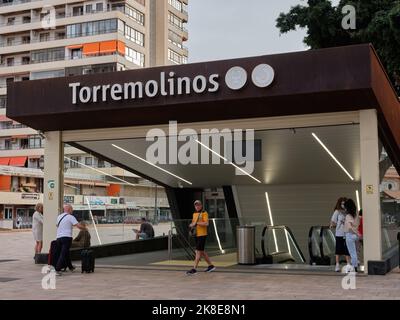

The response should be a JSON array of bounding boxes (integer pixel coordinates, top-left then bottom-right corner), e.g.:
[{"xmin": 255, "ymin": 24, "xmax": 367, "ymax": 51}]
[{"xmin": 32, "ymin": 203, "xmax": 44, "ymax": 255}]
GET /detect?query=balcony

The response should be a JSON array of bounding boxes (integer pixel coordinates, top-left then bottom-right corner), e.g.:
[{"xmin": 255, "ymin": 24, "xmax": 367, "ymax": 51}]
[
  {"xmin": 0, "ymin": 5, "xmax": 143, "ymax": 34},
  {"xmin": 0, "ymin": 49, "xmax": 127, "ymax": 75},
  {"xmin": 0, "ymin": 30, "xmax": 128, "ymax": 57},
  {"xmin": 0, "ymin": 191, "xmax": 43, "ymax": 205},
  {"xmin": 0, "ymin": 126, "xmax": 37, "ymax": 137},
  {"xmin": 0, "ymin": 0, "xmax": 84, "ymax": 12},
  {"xmin": 0, "ymin": 147, "xmax": 43, "ymax": 157},
  {"xmin": 0, "ymin": 0, "xmax": 37, "ymax": 7}
]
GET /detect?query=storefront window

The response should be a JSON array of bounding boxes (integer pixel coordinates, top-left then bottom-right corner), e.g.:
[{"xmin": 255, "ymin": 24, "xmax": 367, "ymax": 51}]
[{"xmin": 379, "ymin": 146, "xmax": 400, "ymax": 258}]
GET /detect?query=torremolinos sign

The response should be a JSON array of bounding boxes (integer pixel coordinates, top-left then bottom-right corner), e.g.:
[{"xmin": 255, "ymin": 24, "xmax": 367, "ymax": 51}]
[{"xmin": 69, "ymin": 64, "xmax": 275, "ymax": 105}]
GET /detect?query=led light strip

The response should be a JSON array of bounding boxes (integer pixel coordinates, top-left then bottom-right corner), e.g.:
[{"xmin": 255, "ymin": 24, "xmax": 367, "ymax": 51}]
[
  {"xmin": 212, "ymin": 219, "xmax": 225, "ymax": 254},
  {"xmin": 195, "ymin": 139, "xmax": 261, "ymax": 183},
  {"xmin": 284, "ymin": 229, "xmax": 292, "ymax": 255},
  {"xmin": 111, "ymin": 144, "xmax": 193, "ymax": 186},
  {"xmin": 265, "ymin": 192, "xmax": 278, "ymax": 253},
  {"xmin": 64, "ymin": 156, "xmax": 137, "ymax": 187},
  {"xmin": 356, "ymin": 190, "xmax": 361, "ymax": 212},
  {"xmin": 311, "ymin": 133, "xmax": 354, "ymax": 181},
  {"xmin": 86, "ymin": 197, "xmax": 102, "ymax": 245}
]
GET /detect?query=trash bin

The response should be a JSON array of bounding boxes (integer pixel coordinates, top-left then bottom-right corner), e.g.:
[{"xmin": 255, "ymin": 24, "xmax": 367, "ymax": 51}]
[{"xmin": 236, "ymin": 225, "xmax": 256, "ymax": 265}]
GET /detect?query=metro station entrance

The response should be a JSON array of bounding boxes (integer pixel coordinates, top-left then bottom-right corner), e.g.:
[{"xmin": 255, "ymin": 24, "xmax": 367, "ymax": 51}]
[
  {"xmin": 7, "ymin": 44, "xmax": 400, "ymax": 274},
  {"xmin": 59, "ymin": 118, "xmax": 364, "ymax": 272}
]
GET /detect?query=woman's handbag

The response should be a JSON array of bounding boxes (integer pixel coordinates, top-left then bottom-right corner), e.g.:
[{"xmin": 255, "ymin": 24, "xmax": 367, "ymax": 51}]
[{"xmin": 189, "ymin": 212, "xmax": 202, "ymax": 237}]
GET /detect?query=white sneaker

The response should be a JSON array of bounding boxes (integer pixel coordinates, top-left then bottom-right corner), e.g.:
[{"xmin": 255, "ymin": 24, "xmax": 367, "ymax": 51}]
[
  {"xmin": 342, "ymin": 264, "xmax": 354, "ymax": 274},
  {"xmin": 335, "ymin": 264, "xmax": 340, "ymax": 272}
]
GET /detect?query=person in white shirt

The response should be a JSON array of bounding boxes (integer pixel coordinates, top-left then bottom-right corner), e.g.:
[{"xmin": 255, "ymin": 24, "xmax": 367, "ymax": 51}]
[
  {"xmin": 329, "ymin": 197, "xmax": 351, "ymax": 272},
  {"xmin": 32, "ymin": 203, "xmax": 44, "ymax": 255},
  {"xmin": 343, "ymin": 199, "xmax": 360, "ymax": 273},
  {"xmin": 55, "ymin": 204, "xmax": 86, "ymax": 275}
]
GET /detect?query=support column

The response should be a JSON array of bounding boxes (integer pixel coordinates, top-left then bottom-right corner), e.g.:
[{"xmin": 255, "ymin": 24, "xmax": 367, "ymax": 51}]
[
  {"xmin": 360, "ymin": 109, "xmax": 382, "ymax": 273},
  {"xmin": 43, "ymin": 131, "xmax": 64, "ymax": 253}
]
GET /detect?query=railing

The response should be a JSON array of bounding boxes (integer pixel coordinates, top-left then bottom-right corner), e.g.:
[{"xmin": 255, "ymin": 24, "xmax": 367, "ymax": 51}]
[
  {"xmin": 0, "ymin": 51, "xmax": 124, "ymax": 68},
  {"xmin": 0, "ymin": 145, "xmax": 42, "ymax": 150},
  {"xmin": 0, "ymin": 0, "xmax": 39, "ymax": 7},
  {"xmin": 0, "ymin": 165, "xmax": 43, "ymax": 178},
  {"xmin": 0, "ymin": 36, "xmax": 64, "ymax": 47},
  {"xmin": 261, "ymin": 225, "xmax": 306, "ymax": 264},
  {"xmin": 168, "ymin": 21, "xmax": 188, "ymax": 33},
  {"xmin": 168, "ymin": 226, "xmax": 195, "ymax": 260},
  {"xmin": 0, "ymin": 6, "xmax": 143, "ymax": 29},
  {"xmin": 0, "ymin": 123, "xmax": 26, "ymax": 129},
  {"xmin": 0, "ymin": 28, "xmax": 122, "ymax": 48},
  {"xmin": 308, "ymin": 225, "xmax": 335, "ymax": 265}
]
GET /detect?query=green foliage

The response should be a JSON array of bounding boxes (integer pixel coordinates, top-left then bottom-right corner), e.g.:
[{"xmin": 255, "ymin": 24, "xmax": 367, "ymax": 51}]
[{"xmin": 276, "ymin": 0, "xmax": 400, "ymax": 93}]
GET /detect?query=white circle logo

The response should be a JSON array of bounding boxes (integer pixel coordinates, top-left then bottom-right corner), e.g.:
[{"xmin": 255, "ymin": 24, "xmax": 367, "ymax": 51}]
[
  {"xmin": 225, "ymin": 66, "xmax": 247, "ymax": 90},
  {"xmin": 252, "ymin": 64, "xmax": 275, "ymax": 88}
]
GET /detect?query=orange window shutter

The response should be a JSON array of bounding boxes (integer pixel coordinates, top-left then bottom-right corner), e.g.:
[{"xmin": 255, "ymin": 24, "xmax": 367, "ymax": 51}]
[
  {"xmin": 9, "ymin": 157, "xmax": 27, "ymax": 167},
  {"xmin": 0, "ymin": 175, "xmax": 11, "ymax": 191},
  {"xmin": 0, "ymin": 157, "xmax": 10, "ymax": 165},
  {"xmin": 83, "ymin": 42, "xmax": 100, "ymax": 55},
  {"xmin": 99, "ymin": 40, "xmax": 117, "ymax": 54},
  {"xmin": 107, "ymin": 184, "xmax": 121, "ymax": 196},
  {"xmin": 117, "ymin": 41, "xmax": 125, "ymax": 55}
]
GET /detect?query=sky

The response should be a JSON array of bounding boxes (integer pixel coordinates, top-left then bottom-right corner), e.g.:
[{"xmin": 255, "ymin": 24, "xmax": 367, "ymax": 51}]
[{"xmin": 187, "ymin": 0, "xmax": 340, "ymax": 63}]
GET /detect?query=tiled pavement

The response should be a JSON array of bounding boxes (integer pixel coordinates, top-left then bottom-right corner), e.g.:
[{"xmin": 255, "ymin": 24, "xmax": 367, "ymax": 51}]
[{"xmin": 1, "ymin": 230, "xmax": 399, "ymax": 300}]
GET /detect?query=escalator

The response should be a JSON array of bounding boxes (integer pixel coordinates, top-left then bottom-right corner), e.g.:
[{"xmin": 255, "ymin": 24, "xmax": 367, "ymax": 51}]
[
  {"xmin": 308, "ymin": 226, "xmax": 336, "ymax": 265},
  {"xmin": 258, "ymin": 225, "xmax": 306, "ymax": 264},
  {"xmin": 171, "ymin": 226, "xmax": 196, "ymax": 261}
]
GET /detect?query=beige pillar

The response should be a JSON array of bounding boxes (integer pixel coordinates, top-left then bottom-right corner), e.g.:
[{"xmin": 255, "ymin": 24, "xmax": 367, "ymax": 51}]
[
  {"xmin": 360, "ymin": 109, "xmax": 382, "ymax": 273},
  {"xmin": 43, "ymin": 131, "xmax": 64, "ymax": 253}
]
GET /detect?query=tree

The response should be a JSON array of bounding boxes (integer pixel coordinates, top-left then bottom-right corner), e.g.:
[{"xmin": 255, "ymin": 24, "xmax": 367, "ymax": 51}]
[{"xmin": 276, "ymin": 0, "xmax": 400, "ymax": 94}]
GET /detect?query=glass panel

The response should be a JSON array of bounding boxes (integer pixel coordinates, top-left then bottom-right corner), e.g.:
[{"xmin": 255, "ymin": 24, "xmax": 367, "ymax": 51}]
[
  {"xmin": 168, "ymin": 218, "xmax": 306, "ymax": 265},
  {"xmin": 63, "ymin": 144, "xmax": 171, "ymax": 247},
  {"xmin": 321, "ymin": 227, "xmax": 336, "ymax": 264},
  {"xmin": 379, "ymin": 146, "xmax": 400, "ymax": 258}
]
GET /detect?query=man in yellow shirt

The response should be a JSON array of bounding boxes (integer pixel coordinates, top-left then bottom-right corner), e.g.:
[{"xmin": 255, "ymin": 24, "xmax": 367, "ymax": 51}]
[{"xmin": 186, "ymin": 200, "xmax": 215, "ymax": 275}]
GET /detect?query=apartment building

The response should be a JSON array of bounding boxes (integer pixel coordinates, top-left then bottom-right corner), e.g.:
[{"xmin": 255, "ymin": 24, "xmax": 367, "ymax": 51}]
[{"xmin": 0, "ymin": 0, "xmax": 188, "ymax": 228}]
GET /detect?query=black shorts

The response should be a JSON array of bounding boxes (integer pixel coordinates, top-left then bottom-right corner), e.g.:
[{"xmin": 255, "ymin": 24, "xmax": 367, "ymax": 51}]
[
  {"xmin": 335, "ymin": 236, "xmax": 349, "ymax": 255},
  {"xmin": 195, "ymin": 236, "xmax": 207, "ymax": 251}
]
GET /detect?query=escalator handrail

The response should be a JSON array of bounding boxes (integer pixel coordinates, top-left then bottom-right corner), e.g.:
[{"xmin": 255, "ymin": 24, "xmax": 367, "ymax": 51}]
[
  {"xmin": 261, "ymin": 225, "xmax": 306, "ymax": 263},
  {"xmin": 319, "ymin": 226, "xmax": 335, "ymax": 260},
  {"xmin": 171, "ymin": 226, "xmax": 195, "ymax": 260},
  {"xmin": 308, "ymin": 226, "xmax": 322, "ymax": 263}
]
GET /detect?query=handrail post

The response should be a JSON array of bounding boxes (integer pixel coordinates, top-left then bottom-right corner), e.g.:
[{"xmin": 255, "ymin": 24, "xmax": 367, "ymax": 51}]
[{"xmin": 168, "ymin": 230, "xmax": 172, "ymax": 260}]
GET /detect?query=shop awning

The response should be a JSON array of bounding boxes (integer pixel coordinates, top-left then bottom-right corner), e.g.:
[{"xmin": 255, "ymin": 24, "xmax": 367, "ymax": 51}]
[
  {"xmin": 67, "ymin": 44, "xmax": 83, "ymax": 49},
  {"xmin": 117, "ymin": 40, "xmax": 125, "ymax": 55},
  {"xmin": 0, "ymin": 157, "xmax": 10, "ymax": 165},
  {"xmin": 9, "ymin": 156, "xmax": 27, "ymax": 167},
  {"xmin": 99, "ymin": 40, "xmax": 117, "ymax": 54},
  {"xmin": 12, "ymin": 135, "xmax": 28, "ymax": 138},
  {"xmin": 83, "ymin": 42, "xmax": 100, "ymax": 55}
]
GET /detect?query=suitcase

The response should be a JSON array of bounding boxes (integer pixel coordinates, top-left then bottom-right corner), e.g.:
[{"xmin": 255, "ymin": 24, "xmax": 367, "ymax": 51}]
[
  {"xmin": 48, "ymin": 240, "xmax": 60, "ymax": 269},
  {"xmin": 81, "ymin": 249, "xmax": 95, "ymax": 273}
]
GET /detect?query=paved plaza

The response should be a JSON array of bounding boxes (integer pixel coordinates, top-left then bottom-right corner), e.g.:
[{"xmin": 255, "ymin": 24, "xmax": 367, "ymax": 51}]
[{"xmin": 0, "ymin": 230, "xmax": 399, "ymax": 300}]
